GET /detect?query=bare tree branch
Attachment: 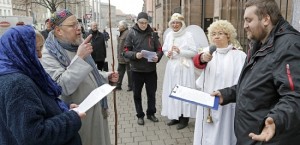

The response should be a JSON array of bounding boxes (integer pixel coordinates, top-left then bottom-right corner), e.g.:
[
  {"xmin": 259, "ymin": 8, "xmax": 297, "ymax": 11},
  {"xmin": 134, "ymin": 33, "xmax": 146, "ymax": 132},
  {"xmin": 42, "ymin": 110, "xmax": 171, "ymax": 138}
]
[{"xmin": 16, "ymin": 0, "xmax": 65, "ymax": 13}]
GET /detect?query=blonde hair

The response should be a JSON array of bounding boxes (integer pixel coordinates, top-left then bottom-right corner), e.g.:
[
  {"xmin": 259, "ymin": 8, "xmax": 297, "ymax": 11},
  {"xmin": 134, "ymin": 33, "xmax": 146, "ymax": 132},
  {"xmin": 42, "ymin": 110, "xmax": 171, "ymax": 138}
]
[
  {"xmin": 207, "ymin": 20, "xmax": 237, "ymax": 45},
  {"xmin": 168, "ymin": 13, "xmax": 186, "ymax": 29}
]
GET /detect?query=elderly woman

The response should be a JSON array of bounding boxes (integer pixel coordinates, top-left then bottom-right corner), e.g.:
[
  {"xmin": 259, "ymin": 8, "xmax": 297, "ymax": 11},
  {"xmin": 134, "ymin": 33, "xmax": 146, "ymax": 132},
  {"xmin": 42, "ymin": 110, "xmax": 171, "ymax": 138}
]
[
  {"xmin": 192, "ymin": 20, "xmax": 246, "ymax": 145},
  {"xmin": 161, "ymin": 13, "xmax": 197, "ymax": 130},
  {"xmin": 0, "ymin": 25, "xmax": 85, "ymax": 145}
]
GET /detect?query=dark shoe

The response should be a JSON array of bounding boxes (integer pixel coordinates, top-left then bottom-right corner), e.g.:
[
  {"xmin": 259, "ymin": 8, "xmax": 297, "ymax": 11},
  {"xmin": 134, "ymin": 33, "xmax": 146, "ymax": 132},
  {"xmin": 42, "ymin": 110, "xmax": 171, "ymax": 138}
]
[
  {"xmin": 115, "ymin": 86, "xmax": 122, "ymax": 90},
  {"xmin": 177, "ymin": 117, "xmax": 189, "ymax": 130},
  {"xmin": 127, "ymin": 88, "xmax": 132, "ymax": 91},
  {"xmin": 176, "ymin": 123, "xmax": 188, "ymax": 130},
  {"xmin": 167, "ymin": 119, "xmax": 179, "ymax": 126},
  {"xmin": 137, "ymin": 118, "xmax": 144, "ymax": 125},
  {"xmin": 147, "ymin": 115, "xmax": 159, "ymax": 122}
]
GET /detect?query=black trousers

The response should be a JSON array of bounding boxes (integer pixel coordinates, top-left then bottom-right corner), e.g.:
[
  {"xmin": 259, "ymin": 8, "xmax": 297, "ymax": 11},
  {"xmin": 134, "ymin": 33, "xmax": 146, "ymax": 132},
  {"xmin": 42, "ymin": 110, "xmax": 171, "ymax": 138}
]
[
  {"xmin": 117, "ymin": 63, "xmax": 132, "ymax": 89},
  {"xmin": 95, "ymin": 61, "xmax": 107, "ymax": 71},
  {"xmin": 131, "ymin": 71, "xmax": 157, "ymax": 118}
]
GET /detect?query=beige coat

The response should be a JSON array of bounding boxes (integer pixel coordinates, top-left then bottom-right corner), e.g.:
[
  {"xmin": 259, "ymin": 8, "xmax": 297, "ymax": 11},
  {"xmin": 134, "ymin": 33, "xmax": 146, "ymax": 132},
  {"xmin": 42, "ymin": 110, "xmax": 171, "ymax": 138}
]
[{"xmin": 41, "ymin": 48, "xmax": 111, "ymax": 145}]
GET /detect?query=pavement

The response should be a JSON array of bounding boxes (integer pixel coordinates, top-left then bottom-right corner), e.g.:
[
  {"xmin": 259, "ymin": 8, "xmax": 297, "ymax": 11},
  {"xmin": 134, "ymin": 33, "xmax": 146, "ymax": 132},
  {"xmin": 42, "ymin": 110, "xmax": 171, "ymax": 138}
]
[{"xmin": 105, "ymin": 28, "xmax": 195, "ymax": 145}]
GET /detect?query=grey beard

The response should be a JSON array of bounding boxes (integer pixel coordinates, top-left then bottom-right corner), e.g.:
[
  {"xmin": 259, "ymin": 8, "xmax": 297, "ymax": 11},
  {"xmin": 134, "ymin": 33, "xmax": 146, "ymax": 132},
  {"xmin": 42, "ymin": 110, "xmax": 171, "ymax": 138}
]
[{"xmin": 58, "ymin": 37, "xmax": 83, "ymax": 46}]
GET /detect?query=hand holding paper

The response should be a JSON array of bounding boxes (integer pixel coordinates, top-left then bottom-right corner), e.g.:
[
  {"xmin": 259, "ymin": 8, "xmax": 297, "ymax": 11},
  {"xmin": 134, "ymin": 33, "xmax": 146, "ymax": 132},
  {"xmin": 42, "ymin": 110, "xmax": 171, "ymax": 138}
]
[
  {"xmin": 141, "ymin": 50, "xmax": 157, "ymax": 62},
  {"xmin": 73, "ymin": 84, "xmax": 115, "ymax": 113}
]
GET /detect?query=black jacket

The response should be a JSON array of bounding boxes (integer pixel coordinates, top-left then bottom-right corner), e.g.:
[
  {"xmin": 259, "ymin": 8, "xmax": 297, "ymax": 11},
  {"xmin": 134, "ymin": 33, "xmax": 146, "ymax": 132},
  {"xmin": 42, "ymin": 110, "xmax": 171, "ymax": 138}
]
[
  {"xmin": 123, "ymin": 24, "xmax": 163, "ymax": 72},
  {"xmin": 40, "ymin": 29, "xmax": 51, "ymax": 40},
  {"xmin": 88, "ymin": 30, "xmax": 106, "ymax": 62},
  {"xmin": 220, "ymin": 18, "xmax": 300, "ymax": 145}
]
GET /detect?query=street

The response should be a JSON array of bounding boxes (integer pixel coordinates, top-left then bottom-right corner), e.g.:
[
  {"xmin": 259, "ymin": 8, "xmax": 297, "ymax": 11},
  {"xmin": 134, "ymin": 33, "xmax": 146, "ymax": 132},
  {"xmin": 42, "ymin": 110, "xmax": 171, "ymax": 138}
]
[{"xmin": 105, "ymin": 28, "xmax": 195, "ymax": 145}]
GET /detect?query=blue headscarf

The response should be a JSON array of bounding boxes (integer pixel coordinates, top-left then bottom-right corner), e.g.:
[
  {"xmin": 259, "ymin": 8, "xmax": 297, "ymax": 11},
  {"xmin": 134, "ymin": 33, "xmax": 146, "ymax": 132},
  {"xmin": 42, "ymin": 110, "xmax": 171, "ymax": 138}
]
[{"xmin": 0, "ymin": 25, "xmax": 69, "ymax": 112}]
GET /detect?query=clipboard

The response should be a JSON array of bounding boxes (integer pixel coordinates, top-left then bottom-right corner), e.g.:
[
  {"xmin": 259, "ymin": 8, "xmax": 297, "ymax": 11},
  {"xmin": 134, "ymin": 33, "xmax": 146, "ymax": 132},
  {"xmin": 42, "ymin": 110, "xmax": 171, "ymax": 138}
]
[{"xmin": 169, "ymin": 85, "xmax": 219, "ymax": 110}]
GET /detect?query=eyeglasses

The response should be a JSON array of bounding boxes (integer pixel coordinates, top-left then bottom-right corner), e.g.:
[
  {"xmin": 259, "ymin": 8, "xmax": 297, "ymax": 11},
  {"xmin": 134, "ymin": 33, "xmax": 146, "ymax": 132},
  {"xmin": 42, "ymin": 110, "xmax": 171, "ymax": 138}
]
[
  {"xmin": 137, "ymin": 21, "xmax": 148, "ymax": 25},
  {"xmin": 210, "ymin": 32, "xmax": 227, "ymax": 37},
  {"xmin": 171, "ymin": 21, "xmax": 181, "ymax": 25},
  {"xmin": 60, "ymin": 21, "xmax": 80, "ymax": 29}
]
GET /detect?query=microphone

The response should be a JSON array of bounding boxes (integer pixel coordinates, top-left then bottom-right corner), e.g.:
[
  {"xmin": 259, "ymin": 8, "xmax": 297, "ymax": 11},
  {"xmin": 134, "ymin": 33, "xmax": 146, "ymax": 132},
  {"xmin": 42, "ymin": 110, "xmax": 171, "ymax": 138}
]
[{"xmin": 209, "ymin": 45, "xmax": 217, "ymax": 55}]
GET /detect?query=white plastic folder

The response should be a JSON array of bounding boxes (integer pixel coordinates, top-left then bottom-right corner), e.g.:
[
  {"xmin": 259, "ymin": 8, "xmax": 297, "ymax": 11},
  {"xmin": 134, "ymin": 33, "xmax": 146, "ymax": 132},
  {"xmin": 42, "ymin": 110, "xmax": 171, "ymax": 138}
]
[
  {"xmin": 169, "ymin": 85, "xmax": 219, "ymax": 110},
  {"xmin": 73, "ymin": 84, "xmax": 115, "ymax": 113}
]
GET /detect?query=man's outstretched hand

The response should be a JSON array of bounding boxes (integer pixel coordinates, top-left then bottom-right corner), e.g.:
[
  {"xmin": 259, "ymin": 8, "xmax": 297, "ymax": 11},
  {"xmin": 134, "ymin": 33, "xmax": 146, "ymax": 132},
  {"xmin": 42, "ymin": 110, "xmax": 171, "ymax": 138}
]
[{"xmin": 249, "ymin": 117, "xmax": 275, "ymax": 142}]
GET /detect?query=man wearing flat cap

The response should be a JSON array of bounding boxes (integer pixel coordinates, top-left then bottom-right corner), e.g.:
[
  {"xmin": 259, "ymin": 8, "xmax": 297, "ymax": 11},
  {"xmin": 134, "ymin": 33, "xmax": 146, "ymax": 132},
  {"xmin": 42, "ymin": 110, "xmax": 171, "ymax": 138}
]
[
  {"xmin": 40, "ymin": 9, "xmax": 118, "ymax": 145},
  {"xmin": 123, "ymin": 12, "xmax": 163, "ymax": 125}
]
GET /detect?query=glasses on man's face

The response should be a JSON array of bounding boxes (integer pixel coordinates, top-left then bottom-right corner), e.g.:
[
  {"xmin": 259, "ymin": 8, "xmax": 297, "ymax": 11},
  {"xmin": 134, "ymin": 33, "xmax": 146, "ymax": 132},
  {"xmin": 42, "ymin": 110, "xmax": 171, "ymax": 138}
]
[
  {"xmin": 138, "ymin": 21, "xmax": 148, "ymax": 25},
  {"xmin": 60, "ymin": 21, "xmax": 80, "ymax": 29},
  {"xmin": 210, "ymin": 31, "xmax": 227, "ymax": 37}
]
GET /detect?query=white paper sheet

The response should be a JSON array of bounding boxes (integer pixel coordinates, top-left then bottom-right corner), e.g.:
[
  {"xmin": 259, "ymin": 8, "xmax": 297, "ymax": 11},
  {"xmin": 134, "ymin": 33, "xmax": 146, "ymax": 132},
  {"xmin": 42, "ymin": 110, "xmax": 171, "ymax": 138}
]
[
  {"xmin": 170, "ymin": 85, "xmax": 219, "ymax": 110},
  {"xmin": 141, "ymin": 50, "xmax": 157, "ymax": 62},
  {"xmin": 73, "ymin": 84, "xmax": 115, "ymax": 113}
]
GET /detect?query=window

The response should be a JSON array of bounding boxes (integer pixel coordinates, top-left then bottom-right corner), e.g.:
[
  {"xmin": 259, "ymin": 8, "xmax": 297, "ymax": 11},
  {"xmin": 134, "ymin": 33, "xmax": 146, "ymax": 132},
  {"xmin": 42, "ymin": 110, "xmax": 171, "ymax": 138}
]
[
  {"xmin": 4, "ymin": 10, "xmax": 6, "ymax": 16},
  {"xmin": 8, "ymin": 10, "xmax": 10, "ymax": 16},
  {"xmin": 0, "ymin": 9, "xmax": 2, "ymax": 16}
]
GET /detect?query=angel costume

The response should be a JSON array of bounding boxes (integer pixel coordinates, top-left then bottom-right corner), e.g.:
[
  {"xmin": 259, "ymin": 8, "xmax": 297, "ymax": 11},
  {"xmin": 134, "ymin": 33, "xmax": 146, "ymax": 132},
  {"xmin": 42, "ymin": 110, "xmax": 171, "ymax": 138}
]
[
  {"xmin": 193, "ymin": 45, "xmax": 246, "ymax": 145},
  {"xmin": 161, "ymin": 24, "xmax": 198, "ymax": 120}
]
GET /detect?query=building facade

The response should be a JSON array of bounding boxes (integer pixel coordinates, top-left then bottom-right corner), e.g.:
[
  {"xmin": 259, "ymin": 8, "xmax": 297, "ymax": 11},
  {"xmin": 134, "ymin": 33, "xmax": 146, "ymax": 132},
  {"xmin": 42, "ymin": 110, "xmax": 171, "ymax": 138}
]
[
  {"xmin": 0, "ymin": 0, "xmax": 12, "ymax": 16},
  {"xmin": 147, "ymin": 0, "xmax": 293, "ymax": 50}
]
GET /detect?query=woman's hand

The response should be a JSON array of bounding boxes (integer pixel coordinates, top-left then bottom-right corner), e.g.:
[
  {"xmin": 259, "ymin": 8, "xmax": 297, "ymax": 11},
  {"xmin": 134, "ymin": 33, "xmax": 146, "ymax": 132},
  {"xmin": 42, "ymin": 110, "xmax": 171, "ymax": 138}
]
[
  {"xmin": 201, "ymin": 51, "xmax": 213, "ymax": 63},
  {"xmin": 70, "ymin": 104, "xmax": 86, "ymax": 119},
  {"xmin": 167, "ymin": 51, "xmax": 173, "ymax": 58},
  {"xmin": 172, "ymin": 46, "xmax": 180, "ymax": 54}
]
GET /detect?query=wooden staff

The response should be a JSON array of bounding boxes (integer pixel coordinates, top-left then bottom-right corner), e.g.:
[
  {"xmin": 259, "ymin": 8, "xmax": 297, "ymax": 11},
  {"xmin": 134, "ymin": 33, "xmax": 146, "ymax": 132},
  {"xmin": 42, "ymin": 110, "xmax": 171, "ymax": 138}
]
[{"xmin": 108, "ymin": 0, "xmax": 118, "ymax": 144}]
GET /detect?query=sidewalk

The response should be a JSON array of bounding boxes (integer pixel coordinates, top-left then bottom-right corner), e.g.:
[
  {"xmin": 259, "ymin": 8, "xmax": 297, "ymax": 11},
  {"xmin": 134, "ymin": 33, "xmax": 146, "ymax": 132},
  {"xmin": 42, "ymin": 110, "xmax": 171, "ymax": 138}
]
[{"xmin": 105, "ymin": 31, "xmax": 195, "ymax": 145}]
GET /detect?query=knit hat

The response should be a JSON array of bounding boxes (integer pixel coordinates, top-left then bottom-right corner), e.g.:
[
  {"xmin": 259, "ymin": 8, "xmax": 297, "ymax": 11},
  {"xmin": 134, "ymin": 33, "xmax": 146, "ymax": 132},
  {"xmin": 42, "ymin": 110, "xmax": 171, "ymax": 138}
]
[
  {"xmin": 137, "ymin": 12, "xmax": 148, "ymax": 21},
  {"xmin": 168, "ymin": 13, "xmax": 186, "ymax": 29},
  {"xmin": 50, "ymin": 9, "xmax": 73, "ymax": 28}
]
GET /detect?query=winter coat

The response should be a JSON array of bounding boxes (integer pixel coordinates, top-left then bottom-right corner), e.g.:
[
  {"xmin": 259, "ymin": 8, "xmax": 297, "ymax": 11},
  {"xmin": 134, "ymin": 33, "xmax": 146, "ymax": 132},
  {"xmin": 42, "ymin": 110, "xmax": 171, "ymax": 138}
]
[
  {"xmin": 117, "ymin": 29, "xmax": 129, "ymax": 64},
  {"xmin": 123, "ymin": 24, "xmax": 163, "ymax": 72},
  {"xmin": 220, "ymin": 18, "xmax": 300, "ymax": 145},
  {"xmin": 89, "ymin": 30, "xmax": 106, "ymax": 62},
  {"xmin": 40, "ymin": 29, "xmax": 51, "ymax": 40},
  {"xmin": 0, "ymin": 73, "xmax": 82, "ymax": 145},
  {"xmin": 41, "ymin": 48, "xmax": 111, "ymax": 145},
  {"xmin": 103, "ymin": 31, "xmax": 110, "ymax": 41}
]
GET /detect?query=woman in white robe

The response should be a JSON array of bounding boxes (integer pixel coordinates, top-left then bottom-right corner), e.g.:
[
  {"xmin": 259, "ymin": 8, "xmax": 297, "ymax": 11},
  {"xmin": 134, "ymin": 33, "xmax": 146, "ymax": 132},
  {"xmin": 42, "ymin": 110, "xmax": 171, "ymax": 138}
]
[
  {"xmin": 193, "ymin": 20, "xmax": 246, "ymax": 145},
  {"xmin": 161, "ymin": 13, "xmax": 197, "ymax": 130}
]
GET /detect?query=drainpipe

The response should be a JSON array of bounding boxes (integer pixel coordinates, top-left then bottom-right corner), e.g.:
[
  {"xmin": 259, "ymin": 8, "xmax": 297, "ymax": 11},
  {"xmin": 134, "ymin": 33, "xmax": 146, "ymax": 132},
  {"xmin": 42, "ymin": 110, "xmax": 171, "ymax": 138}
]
[{"xmin": 202, "ymin": 0, "xmax": 205, "ymax": 28}]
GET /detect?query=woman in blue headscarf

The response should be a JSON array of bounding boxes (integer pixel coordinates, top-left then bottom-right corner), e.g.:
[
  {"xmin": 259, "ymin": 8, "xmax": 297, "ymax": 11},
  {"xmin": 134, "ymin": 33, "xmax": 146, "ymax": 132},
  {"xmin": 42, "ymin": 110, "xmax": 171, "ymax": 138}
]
[{"xmin": 0, "ymin": 25, "xmax": 84, "ymax": 145}]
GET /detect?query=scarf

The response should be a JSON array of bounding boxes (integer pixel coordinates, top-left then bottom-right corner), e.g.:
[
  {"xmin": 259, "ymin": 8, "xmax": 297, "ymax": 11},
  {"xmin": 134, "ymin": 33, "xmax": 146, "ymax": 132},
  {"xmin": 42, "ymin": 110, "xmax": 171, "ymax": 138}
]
[
  {"xmin": 172, "ymin": 22, "xmax": 187, "ymax": 38},
  {"xmin": 44, "ymin": 31, "xmax": 108, "ymax": 109},
  {"xmin": 0, "ymin": 25, "xmax": 68, "ymax": 112}
]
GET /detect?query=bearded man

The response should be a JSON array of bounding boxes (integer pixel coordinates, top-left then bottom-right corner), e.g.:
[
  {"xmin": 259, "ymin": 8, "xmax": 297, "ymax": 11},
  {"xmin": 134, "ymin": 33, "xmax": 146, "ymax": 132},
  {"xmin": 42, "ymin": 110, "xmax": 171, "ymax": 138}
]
[{"xmin": 40, "ymin": 9, "xmax": 118, "ymax": 145}]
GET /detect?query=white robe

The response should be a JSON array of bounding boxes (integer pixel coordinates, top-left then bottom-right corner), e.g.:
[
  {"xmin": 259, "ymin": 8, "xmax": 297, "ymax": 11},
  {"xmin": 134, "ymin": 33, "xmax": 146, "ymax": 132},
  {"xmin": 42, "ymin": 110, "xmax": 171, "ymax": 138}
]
[
  {"xmin": 193, "ymin": 45, "xmax": 246, "ymax": 145},
  {"xmin": 161, "ymin": 30, "xmax": 198, "ymax": 119}
]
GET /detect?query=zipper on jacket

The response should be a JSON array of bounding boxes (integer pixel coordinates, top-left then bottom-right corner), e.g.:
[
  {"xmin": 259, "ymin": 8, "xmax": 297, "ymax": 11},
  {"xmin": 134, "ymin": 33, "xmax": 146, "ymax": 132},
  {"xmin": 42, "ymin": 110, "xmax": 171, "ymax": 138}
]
[
  {"xmin": 251, "ymin": 61, "xmax": 256, "ymax": 69},
  {"xmin": 286, "ymin": 64, "xmax": 295, "ymax": 91}
]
